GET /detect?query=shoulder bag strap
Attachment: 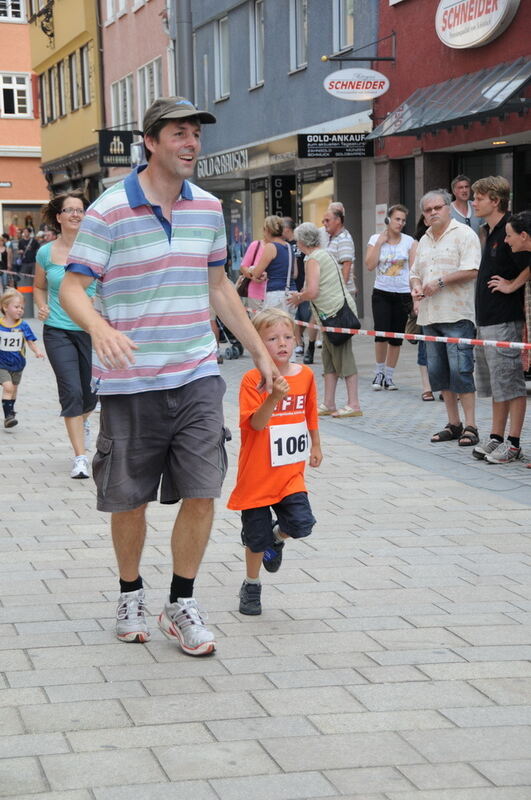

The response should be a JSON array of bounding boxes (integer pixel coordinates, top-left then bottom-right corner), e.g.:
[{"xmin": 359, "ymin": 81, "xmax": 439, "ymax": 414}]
[{"xmin": 284, "ymin": 242, "xmax": 293, "ymax": 292}]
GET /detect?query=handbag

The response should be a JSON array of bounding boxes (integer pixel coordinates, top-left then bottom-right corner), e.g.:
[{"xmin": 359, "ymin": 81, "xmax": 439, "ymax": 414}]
[
  {"xmin": 318, "ymin": 257, "xmax": 360, "ymax": 346},
  {"xmin": 236, "ymin": 240, "xmax": 261, "ymax": 298}
]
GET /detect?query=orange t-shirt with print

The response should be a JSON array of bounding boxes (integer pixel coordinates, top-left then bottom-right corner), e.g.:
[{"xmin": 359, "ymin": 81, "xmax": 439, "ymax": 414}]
[{"xmin": 227, "ymin": 364, "xmax": 318, "ymax": 511}]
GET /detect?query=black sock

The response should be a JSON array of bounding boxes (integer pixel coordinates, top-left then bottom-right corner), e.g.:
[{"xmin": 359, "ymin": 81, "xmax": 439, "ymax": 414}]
[
  {"xmin": 170, "ymin": 574, "xmax": 195, "ymax": 603},
  {"xmin": 508, "ymin": 436, "xmax": 520, "ymax": 449},
  {"xmin": 119, "ymin": 576, "xmax": 143, "ymax": 594},
  {"xmin": 491, "ymin": 434, "xmax": 504, "ymax": 443},
  {"xmin": 2, "ymin": 399, "xmax": 14, "ymax": 418}
]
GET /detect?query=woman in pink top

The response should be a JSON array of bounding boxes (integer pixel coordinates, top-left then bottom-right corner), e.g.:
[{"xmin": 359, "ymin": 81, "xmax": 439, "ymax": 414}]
[{"xmin": 240, "ymin": 239, "xmax": 266, "ymax": 312}]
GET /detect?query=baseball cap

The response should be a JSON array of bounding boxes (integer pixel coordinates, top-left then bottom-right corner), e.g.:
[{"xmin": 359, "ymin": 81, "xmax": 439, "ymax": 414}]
[{"xmin": 142, "ymin": 97, "xmax": 216, "ymax": 134}]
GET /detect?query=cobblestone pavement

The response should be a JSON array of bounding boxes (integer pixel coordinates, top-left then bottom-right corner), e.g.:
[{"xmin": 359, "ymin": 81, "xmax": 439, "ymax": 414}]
[{"xmin": 1, "ymin": 319, "xmax": 531, "ymax": 799}]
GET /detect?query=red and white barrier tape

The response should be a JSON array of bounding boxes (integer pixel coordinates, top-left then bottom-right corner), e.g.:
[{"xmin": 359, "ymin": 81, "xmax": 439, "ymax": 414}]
[
  {"xmin": 0, "ymin": 268, "xmax": 35, "ymax": 279},
  {"xmin": 295, "ymin": 320, "xmax": 531, "ymax": 351}
]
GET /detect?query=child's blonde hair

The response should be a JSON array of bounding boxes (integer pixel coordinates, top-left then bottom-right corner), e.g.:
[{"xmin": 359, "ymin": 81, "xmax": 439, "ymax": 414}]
[
  {"xmin": 0, "ymin": 288, "xmax": 23, "ymax": 314},
  {"xmin": 253, "ymin": 307, "xmax": 296, "ymax": 336}
]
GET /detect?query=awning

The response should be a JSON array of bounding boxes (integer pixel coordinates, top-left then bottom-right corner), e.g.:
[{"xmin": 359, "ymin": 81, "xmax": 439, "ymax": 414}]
[{"xmin": 367, "ymin": 56, "xmax": 531, "ymax": 139}]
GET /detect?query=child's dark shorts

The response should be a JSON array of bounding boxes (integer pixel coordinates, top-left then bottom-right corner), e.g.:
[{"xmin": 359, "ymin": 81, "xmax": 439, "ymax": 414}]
[{"xmin": 241, "ymin": 491, "xmax": 316, "ymax": 553}]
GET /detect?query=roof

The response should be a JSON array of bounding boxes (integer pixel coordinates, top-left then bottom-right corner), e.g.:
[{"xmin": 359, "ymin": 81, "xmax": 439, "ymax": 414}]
[{"xmin": 367, "ymin": 56, "xmax": 531, "ymax": 139}]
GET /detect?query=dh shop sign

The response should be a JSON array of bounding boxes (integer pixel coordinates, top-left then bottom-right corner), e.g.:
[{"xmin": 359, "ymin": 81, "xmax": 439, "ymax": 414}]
[
  {"xmin": 323, "ymin": 68, "xmax": 390, "ymax": 101},
  {"xmin": 197, "ymin": 148, "xmax": 249, "ymax": 179},
  {"xmin": 298, "ymin": 133, "xmax": 374, "ymax": 159},
  {"xmin": 435, "ymin": 0, "xmax": 520, "ymax": 49},
  {"xmin": 98, "ymin": 130, "xmax": 134, "ymax": 167}
]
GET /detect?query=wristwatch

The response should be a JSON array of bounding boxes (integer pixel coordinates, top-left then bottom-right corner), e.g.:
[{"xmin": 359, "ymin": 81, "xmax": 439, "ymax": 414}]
[{"xmin": 438, "ymin": 277, "xmax": 445, "ymax": 289}]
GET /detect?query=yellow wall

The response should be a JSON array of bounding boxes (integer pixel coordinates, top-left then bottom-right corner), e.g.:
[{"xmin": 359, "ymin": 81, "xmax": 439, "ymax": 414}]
[{"xmin": 28, "ymin": 0, "xmax": 102, "ymax": 164}]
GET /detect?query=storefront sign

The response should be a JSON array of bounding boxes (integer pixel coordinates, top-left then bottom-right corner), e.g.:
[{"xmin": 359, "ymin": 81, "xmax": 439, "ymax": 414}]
[
  {"xmin": 435, "ymin": 0, "xmax": 520, "ymax": 49},
  {"xmin": 270, "ymin": 176, "xmax": 295, "ymax": 217},
  {"xmin": 298, "ymin": 133, "xmax": 373, "ymax": 159},
  {"xmin": 197, "ymin": 148, "xmax": 249, "ymax": 179},
  {"xmin": 0, "ymin": 181, "xmax": 12, "ymax": 188},
  {"xmin": 323, "ymin": 68, "xmax": 390, "ymax": 101},
  {"xmin": 98, "ymin": 130, "xmax": 134, "ymax": 167}
]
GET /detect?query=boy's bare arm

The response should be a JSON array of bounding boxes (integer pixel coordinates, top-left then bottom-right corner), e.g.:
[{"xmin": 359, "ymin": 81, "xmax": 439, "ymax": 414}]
[
  {"xmin": 250, "ymin": 377, "xmax": 289, "ymax": 431},
  {"xmin": 309, "ymin": 429, "xmax": 323, "ymax": 467},
  {"xmin": 28, "ymin": 340, "xmax": 45, "ymax": 359}
]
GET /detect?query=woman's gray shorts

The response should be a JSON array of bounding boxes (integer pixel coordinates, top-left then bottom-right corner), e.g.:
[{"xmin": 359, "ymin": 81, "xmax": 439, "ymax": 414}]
[
  {"xmin": 93, "ymin": 375, "xmax": 229, "ymax": 512},
  {"xmin": 475, "ymin": 321, "xmax": 526, "ymax": 402}
]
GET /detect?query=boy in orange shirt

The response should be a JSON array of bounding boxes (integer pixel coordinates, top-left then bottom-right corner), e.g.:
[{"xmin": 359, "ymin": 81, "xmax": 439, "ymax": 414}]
[{"xmin": 228, "ymin": 308, "xmax": 322, "ymax": 615}]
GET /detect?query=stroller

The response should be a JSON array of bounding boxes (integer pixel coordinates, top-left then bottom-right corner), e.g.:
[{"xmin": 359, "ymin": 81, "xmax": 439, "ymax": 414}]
[{"xmin": 217, "ymin": 317, "xmax": 244, "ymax": 360}]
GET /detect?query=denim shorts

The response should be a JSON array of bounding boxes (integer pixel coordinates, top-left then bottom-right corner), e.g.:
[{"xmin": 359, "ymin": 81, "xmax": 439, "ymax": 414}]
[
  {"xmin": 475, "ymin": 321, "xmax": 526, "ymax": 402},
  {"xmin": 423, "ymin": 319, "xmax": 476, "ymax": 394},
  {"xmin": 93, "ymin": 375, "xmax": 228, "ymax": 512},
  {"xmin": 241, "ymin": 491, "xmax": 316, "ymax": 553}
]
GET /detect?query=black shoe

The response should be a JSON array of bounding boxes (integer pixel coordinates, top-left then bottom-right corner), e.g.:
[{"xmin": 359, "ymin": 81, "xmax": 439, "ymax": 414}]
[
  {"xmin": 4, "ymin": 414, "xmax": 17, "ymax": 428},
  {"xmin": 303, "ymin": 342, "xmax": 315, "ymax": 364},
  {"xmin": 239, "ymin": 581, "xmax": 262, "ymax": 615},
  {"xmin": 262, "ymin": 539, "xmax": 284, "ymax": 573}
]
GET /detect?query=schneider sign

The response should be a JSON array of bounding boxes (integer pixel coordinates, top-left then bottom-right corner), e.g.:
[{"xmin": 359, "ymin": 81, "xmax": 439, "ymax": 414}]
[
  {"xmin": 298, "ymin": 133, "xmax": 373, "ymax": 159},
  {"xmin": 197, "ymin": 148, "xmax": 248, "ymax": 178},
  {"xmin": 323, "ymin": 68, "xmax": 389, "ymax": 101},
  {"xmin": 435, "ymin": 0, "xmax": 520, "ymax": 49}
]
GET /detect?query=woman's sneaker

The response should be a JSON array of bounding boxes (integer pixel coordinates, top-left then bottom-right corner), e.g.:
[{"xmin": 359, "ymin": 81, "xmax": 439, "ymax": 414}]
[
  {"xmin": 71, "ymin": 455, "xmax": 90, "ymax": 479},
  {"xmin": 239, "ymin": 581, "xmax": 262, "ymax": 615},
  {"xmin": 158, "ymin": 597, "xmax": 216, "ymax": 655},
  {"xmin": 384, "ymin": 377, "xmax": 398, "ymax": 390},
  {"xmin": 116, "ymin": 588, "xmax": 151, "ymax": 643},
  {"xmin": 372, "ymin": 372, "xmax": 385, "ymax": 391}
]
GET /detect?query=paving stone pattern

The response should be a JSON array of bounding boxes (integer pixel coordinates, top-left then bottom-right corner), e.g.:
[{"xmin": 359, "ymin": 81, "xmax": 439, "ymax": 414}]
[{"xmin": 1, "ymin": 321, "xmax": 530, "ymax": 798}]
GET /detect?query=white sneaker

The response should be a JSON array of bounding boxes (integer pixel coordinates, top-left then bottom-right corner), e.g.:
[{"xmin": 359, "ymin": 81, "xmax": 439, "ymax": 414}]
[
  {"xmin": 116, "ymin": 588, "xmax": 151, "ymax": 643},
  {"xmin": 83, "ymin": 419, "xmax": 91, "ymax": 450},
  {"xmin": 372, "ymin": 372, "xmax": 385, "ymax": 391},
  {"xmin": 71, "ymin": 455, "xmax": 90, "ymax": 479},
  {"xmin": 316, "ymin": 339, "xmax": 323, "ymax": 348},
  {"xmin": 158, "ymin": 597, "xmax": 216, "ymax": 655}
]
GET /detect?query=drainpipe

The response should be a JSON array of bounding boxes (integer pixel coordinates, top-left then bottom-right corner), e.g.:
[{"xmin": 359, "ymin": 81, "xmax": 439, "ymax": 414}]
[{"xmin": 174, "ymin": 0, "xmax": 193, "ymax": 100}]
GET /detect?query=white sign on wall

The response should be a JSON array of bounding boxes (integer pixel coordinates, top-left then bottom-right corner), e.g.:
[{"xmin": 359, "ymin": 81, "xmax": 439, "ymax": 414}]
[
  {"xmin": 323, "ymin": 68, "xmax": 390, "ymax": 101},
  {"xmin": 435, "ymin": 0, "xmax": 520, "ymax": 49}
]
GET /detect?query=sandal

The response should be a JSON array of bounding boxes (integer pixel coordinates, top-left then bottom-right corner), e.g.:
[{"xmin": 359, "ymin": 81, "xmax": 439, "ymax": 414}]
[
  {"xmin": 318, "ymin": 403, "xmax": 335, "ymax": 416},
  {"xmin": 458, "ymin": 425, "xmax": 479, "ymax": 447},
  {"xmin": 332, "ymin": 406, "xmax": 363, "ymax": 418},
  {"xmin": 430, "ymin": 422, "xmax": 463, "ymax": 442},
  {"xmin": 422, "ymin": 391, "xmax": 435, "ymax": 401}
]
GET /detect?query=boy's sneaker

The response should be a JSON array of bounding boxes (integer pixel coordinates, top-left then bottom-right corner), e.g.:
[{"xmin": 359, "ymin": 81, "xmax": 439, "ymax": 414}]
[
  {"xmin": 239, "ymin": 581, "xmax": 262, "ymax": 615},
  {"xmin": 4, "ymin": 414, "xmax": 17, "ymax": 428},
  {"xmin": 295, "ymin": 344, "xmax": 304, "ymax": 355},
  {"xmin": 116, "ymin": 588, "xmax": 151, "ymax": 643},
  {"xmin": 71, "ymin": 455, "xmax": 90, "ymax": 479},
  {"xmin": 83, "ymin": 419, "xmax": 91, "ymax": 450},
  {"xmin": 158, "ymin": 597, "xmax": 216, "ymax": 656},
  {"xmin": 485, "ymin": 441, "xmax": 522, "ymax": 464},
  {"xmin": 384, "ymin": 377, "xmax": 398, "ymax": 390},
  {"xmin": 372, "ymin": 372, "xmax": 385, "ymax": 391},
  {"xmin": 263, "ymin": 539, "xmax": 284, "ymax": 573},
  {"xmin": 472, "ymin": 437, "xmax": 501, "ymax": 461}
]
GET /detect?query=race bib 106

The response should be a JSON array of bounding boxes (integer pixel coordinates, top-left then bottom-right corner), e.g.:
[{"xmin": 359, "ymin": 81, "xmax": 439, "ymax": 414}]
[{"xmin": 269, "ymin": 421, "xmax": 309, "ymax": 467}]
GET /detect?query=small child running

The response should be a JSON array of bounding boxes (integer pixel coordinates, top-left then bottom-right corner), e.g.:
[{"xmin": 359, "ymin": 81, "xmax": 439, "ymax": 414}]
[
  {"xmin": 0, "ymin": 288, "xmax": 45, "ymax": 428},
  {"xmin": 228, "ymin": 308, "xmax": 322, "ymax": 615}
]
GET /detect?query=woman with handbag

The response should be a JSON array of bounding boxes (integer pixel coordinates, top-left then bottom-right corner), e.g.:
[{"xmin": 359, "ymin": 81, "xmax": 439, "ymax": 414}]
[
  {"xmin": 246, "ymin": 216, "xmax": 296, "ymax": 312},
  {"xmin": 237, "ymin": 238, "xmax": 266, "ymax": 312},
  {"xmin": 365, "ymin": 204, "xmax": 417, "ymax": 391},
  {"xmin": 288, "ymin": 222, "xmax": 362, "ymax": 418}
]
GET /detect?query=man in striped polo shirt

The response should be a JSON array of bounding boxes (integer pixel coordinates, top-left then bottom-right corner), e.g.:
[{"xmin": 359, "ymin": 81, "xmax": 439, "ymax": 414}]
[{"xmin": 60, "ymin": 97, "xmax": 274, "ymax": 656}]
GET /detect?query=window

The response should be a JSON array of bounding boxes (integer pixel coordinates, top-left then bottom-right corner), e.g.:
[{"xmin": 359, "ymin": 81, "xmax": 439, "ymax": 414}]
[
  {"xmin": 249, "ymin": 1, "xmax": 264, "ymax": 87},
  {"xmin": 333, "ymin": 0, "xmax": 354, "ymax": 52},
  {"xmin": 289, "ymin": 0, "xmax": 307, "ymax": 71},
  {"xmin": 214, "ymin": 16, "xmax": 229, "ymax": 99},
  {"xmin": 106, "ymin": 0, "xmax": 114, "ymax": 20},
  {"xmin": 57, "ymin": 60, "xmax": 66, "ymax": 116},
  {"xmin": 47, "ymin": 67, "xmax": 57, "ymax": 121},
  {"xmin": 137, "ymin": 57, "xmax": 162, "ymax": 122},
  {"xmin": 69, "ymin": 52, "xmax": 79, "ymax": 111},
  {"xmin": 80, "ymin": 44, "xmax": 90, "ymax": 105},
  {"xmin": 111, "ymin": 74, "xmax": 134, "ymax": 129},
  {"xmin": 39, "ymin": 73, "xmax": 47, "ymax": 124},
  {"xmin": 0, "ymin": 0, "xmax": 24, "ymax": 20},
  {"xmin": 1, "ymin": 73, "xmax": 31, "ymax": 117}
]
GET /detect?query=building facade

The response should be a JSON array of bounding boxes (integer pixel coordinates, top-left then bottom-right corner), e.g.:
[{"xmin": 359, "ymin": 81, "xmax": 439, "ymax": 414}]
[
  {"xmin": 27, "ymin": 0, "xmax": 103, "ymax": 200},
  {"xmin": 369, "ymin": 0, "xmax": 530, "ymax": 222},
  {"xmin": 0, "ymin": 1, "xmax": 48, "ymax": 235},
  {"xmin": 192, "ymin": 0, "xmax": 378, "ymax": 318}
]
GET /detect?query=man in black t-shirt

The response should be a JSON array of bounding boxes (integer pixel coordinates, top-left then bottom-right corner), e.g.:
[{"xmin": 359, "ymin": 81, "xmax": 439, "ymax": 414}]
[{"xmin": 471, "ymin": 176, "xmax": 528, "ymax": 465}]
